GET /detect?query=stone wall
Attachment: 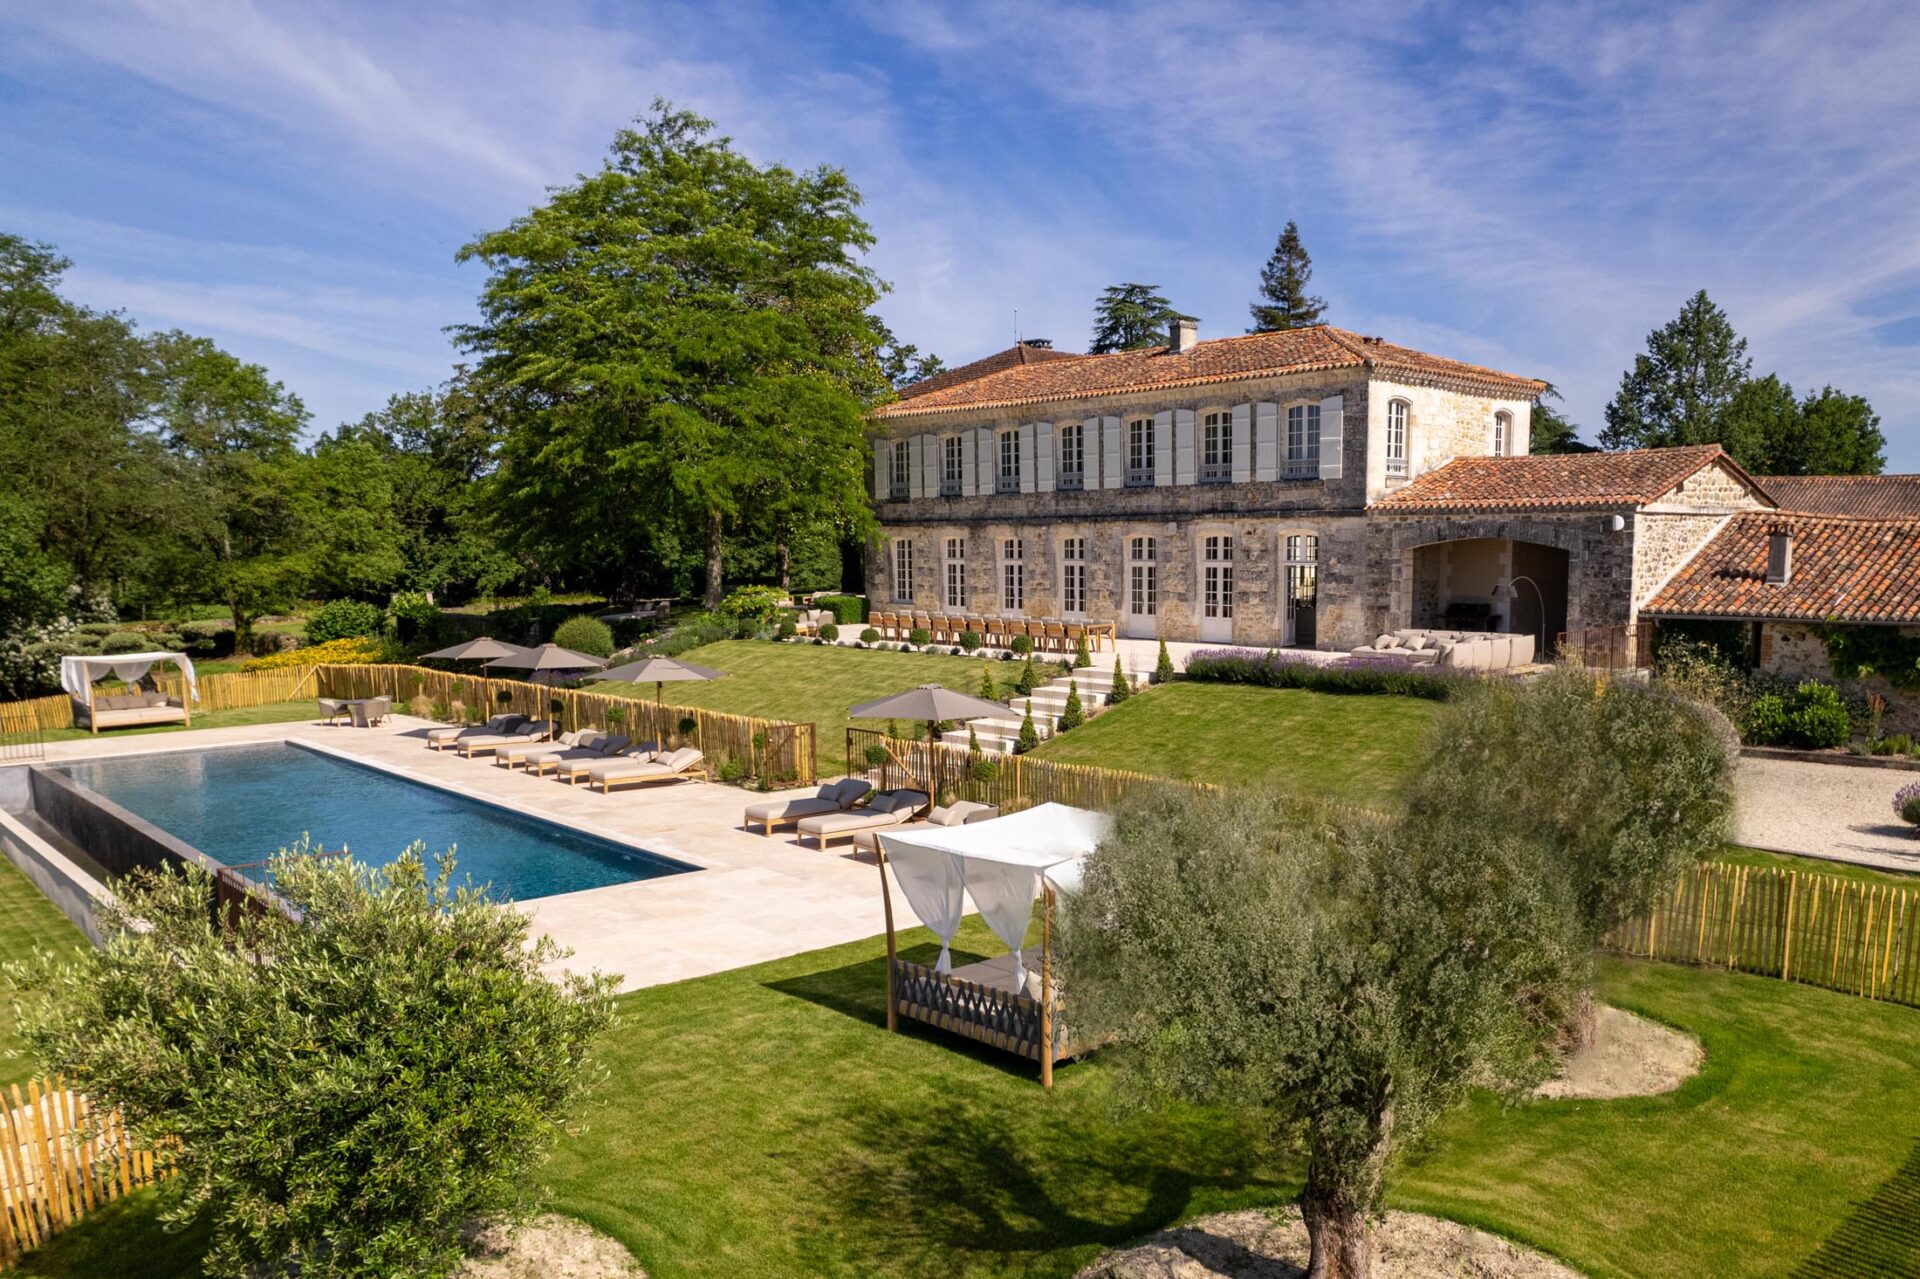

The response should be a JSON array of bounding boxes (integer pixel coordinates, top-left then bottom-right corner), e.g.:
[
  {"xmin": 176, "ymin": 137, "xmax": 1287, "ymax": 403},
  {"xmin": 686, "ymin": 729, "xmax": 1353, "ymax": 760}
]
[
  {"xmin": 1761, "ymin": 622, "xmax": 1920, "ymax": 735},
  {"xmin": 1365, "ymin": 379, "xmax": 1534, "ymax": 500},
  {"xmin": 1630, "ymin": 458, "xmax": 1770, "ymax": 608}
]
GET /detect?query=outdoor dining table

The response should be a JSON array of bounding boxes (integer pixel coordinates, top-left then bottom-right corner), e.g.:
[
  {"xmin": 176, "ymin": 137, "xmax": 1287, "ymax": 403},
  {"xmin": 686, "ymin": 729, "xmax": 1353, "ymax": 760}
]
[{"xmin": 318, "ymin": 696, "xmax": 391, "ymax": 727}]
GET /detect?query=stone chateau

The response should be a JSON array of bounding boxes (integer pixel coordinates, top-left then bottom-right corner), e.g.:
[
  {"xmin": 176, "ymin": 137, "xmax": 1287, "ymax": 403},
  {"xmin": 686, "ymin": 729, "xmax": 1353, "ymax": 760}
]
[{"xmin": 865, "ymin": 320, "xmax": 1920, "ymax": 714}]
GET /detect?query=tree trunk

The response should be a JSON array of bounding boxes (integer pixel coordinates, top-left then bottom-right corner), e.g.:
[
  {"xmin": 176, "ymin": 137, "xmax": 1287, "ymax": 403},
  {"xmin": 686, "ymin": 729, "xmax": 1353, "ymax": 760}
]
[
  {"xmin": 1301, "ymin": 1167, "xmax": 1372, "ymax": 1279},
  {"xmin": 1563, "ymin": 985, "xmax": 1600, "ymax": 1051},
  {"xmin": 703, "ymin": 508, "xmax": 725, "ymax": 610},
  {"xmin": 777, "ymin": 541, "xmax": 792, "ymax": 593}
]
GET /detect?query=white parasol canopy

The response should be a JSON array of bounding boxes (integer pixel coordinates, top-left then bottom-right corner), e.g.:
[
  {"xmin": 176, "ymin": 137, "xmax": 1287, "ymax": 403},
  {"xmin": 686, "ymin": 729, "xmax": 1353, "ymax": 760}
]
[
  {"xmin": 878, "ymin": 802, "xmax": 1111, "ymax": 984},
  {"xmin": 60, "ymin": 651, "xmax": 198, "ymax": 702}
]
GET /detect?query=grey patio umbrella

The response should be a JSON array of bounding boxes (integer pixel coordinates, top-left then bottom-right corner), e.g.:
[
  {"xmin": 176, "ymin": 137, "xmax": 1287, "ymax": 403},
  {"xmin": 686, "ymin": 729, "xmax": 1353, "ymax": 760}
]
[
  {"xmin": 595, "ymin": 655, "xmax": 725, "ymax": 702},
  {"xmin": 485, "ymin": 643, "xmax": 608, "ymax": 678},
  {"xmin": 419, "ymin": 636, "xmax": 528, "ymax": 672},
  {"xmin": 848, "ymin": 683, "xmax": 1011, "ymax": 748}
]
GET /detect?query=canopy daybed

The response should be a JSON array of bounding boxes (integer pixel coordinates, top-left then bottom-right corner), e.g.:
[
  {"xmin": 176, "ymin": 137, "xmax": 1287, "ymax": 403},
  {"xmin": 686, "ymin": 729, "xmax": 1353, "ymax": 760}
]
[
  {"xmin": 876, "ymin": 802, "xmax": 1113, "ymax": 1087},
  {"xmin": 60, "ymin": 652, "xmax": 198, "ymax": 733}
]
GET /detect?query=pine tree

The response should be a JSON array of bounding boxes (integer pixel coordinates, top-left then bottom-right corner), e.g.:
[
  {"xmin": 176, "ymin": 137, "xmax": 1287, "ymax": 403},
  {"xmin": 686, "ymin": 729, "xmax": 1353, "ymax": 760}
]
[
  {"xmin": 1601, "ymin": 290, "xmax": 1752, "ymax": 452},
  {"xmin": 1155, "ymin": 639, "xmax": 1175, "ymax": 685},
  {"xmin": 1090, "ymin": 283, "xmax": 1181, "ymax": 354},
  {"xmin": 1016, "ymin": 706, "xmax": 1040, "ymax": 754},
  {"xmin": 1248, "ymin": 221, "xmax": 1327, "ymax": 332},
  {"xmin": 1060, "ymin": 679, "xmax": 1085, "ymax": 731},
  {"xmin": 1073, "ymin": 633, "xmax": 1091, "ymax": 668},
  {"xmin": 1530, "ymin": 385, "xmax": 1596, "ymax": 455},
  {"xmin": 966, "ymin": 722, "xmax": 981, "ymax": 755},
  {"xmin": 1016, "ymin": 653, "xmax": 1040, "ymax": 695},
  {"xmin": 1109, "ymin": 656, "xmax": 1132, "ymax": 704},
  {"xmin": 978, "ymin": 664, "xmax": 998, "ymax": 701}
]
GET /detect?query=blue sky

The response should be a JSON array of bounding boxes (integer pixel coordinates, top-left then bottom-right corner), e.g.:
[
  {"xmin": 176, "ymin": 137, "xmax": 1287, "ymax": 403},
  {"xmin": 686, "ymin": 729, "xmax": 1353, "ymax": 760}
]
[{"xmin": 4, "ymin": 0, "xmax": 1918, "ymax": 468}]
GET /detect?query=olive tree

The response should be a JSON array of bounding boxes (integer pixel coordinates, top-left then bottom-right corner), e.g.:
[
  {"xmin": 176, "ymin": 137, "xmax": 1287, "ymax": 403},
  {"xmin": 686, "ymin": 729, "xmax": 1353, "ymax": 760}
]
[
  {"xmin": 10, "ymin": 845, "xmax": 617, "ymax": 1279},
  {"xmin": 1060, "ymin": 791, "xmax": 1582, "ymax": 1279}
]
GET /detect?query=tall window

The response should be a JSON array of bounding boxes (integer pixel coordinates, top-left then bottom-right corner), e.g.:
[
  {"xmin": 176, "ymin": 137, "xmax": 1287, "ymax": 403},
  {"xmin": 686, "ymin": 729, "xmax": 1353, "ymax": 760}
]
[
  {"xmin": 1001, "ymin": 538, "xmax": 1024, "ymax": 611},
  {"xmin": 1286, "ymin": 534, "xmax": 1319, "ymax": 645},
  {"xmin": 1492, "ymin": 411, "xmax": 1511, "ymax": 457},
  {"xmin": 1061, "ymin": 537, "xmax": 1086, "ymax": 615},
  {"xmin": 1202, "ymin": 534, "xmax": 1235, "ymax": 620},
  {"xmin": 891, "ymin": 539, "xmax": 913, "ymax": 603},
  {"xmin": 941, "ymin": 436, "xmax": 964, "ymax": 496},
  {"xmin": 888, "ymin": 440, "xmax": 910, "ymax": 499},
  {"xmin": 1058, "ymin": 422, "xmax": 1085, "ymax": 491},
  {"xmin": 1385, "ymin": 400, "xmax": 1410, "ymax": 477},
  {"xmin": 943, "ymin": 537, "xmax": 967, "ymax": 609},
  {"xmin": 997, "ymin": 428, "xmax": 1021, "ymax": 494},
  {"xmin": 1128, "ymin": 536, "xmax": 1157, "ymax": 617},
  {"xmin": 1201, "ymin": 411, "xmax": 1232, "ymax": 483},
  {"xmin": 1126, "ymin": 416, "xmax": 1155, "ymax": 486},
  {"xmin": 1285, "ymin": 403, "xmax": 1320, "ymax": 478}
]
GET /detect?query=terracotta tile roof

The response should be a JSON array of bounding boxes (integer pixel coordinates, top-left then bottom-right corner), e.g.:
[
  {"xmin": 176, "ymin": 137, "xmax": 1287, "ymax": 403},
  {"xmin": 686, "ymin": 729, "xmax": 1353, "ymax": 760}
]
[
  {"xmin": 1644, "ymin": 512, "xmax": 1920, "ymax": 623},
  {"xmin": 875, "ymin": 325, "xmax": 1545, "ymax": 418},
  {"xmin": 896, "ymin": 342, "xmax": 1084, "ymax": 401},
  {"xmin": 1758, "ymin": 474, "xmax": 1920, "ymax": 517},
  {"xmin": 1371, "ymin": 444, "xmax": 1739, "ymax": 512}
]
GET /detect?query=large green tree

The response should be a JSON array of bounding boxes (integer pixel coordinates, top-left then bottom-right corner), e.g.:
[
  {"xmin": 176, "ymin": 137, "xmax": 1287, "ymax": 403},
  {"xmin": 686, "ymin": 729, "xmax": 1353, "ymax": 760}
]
[
  {"xmin": 1529, "ymin": 385, "xmax": 1595, "ymax": 454},
  {"xmin": 1765, "ymin": 384, "xmax": 1884, "ymax": 475},
  {"xmin": 1090, "ymin": 283, "xmax": 1181, "ymax": 353},
  {"xmin": 457, "ymin": 103, "xmax": 887, "ymax": 608},
  {"xmin": 1601, "ymin": 289, "xmax": 1752, "ymax": 451},
  {"xmin": 1247, "ymin": 220, "xmax": 1327, "ymax": 331}
]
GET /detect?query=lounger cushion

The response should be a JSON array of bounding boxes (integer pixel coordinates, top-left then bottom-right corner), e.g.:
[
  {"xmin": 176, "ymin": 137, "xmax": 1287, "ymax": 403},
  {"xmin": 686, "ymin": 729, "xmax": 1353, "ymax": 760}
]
[
  {"xmin": 798, "ymin": 807, "xmax": 913, "ymax": 837},
  {"xmin": 744, "ymin": 796, "xmax": 841, "ymax": 823}
]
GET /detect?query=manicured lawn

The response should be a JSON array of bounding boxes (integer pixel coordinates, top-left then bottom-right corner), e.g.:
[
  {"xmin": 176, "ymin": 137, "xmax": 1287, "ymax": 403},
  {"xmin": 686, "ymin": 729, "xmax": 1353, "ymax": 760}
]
[
  {"xmin": 583, "ymin": 640, "xmax": 1008, "ymax": 774},
  {"xmin": 32, "ymin": 699, "xmax": 319, "ymax": 745},
  {"xmin": 23, "ymin": 945, "xmax": 1917, "ymax": 1279},
  {"xmin": 1032, "ymin": 681, "xmax": 1440, "ymax": 807},
  {"xmin": 0, "ymin": 855, "xmax": 85, "ymax": 1086},
  {"xmin": 1715, "ymin": 843, "xmax": 1920, "ymax": 888}
]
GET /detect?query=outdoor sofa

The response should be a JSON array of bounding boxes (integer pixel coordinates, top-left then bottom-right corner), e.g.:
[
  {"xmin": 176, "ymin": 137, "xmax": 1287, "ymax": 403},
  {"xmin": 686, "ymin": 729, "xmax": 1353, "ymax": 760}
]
[
  {"xmin": 427, "ymin": 714, "xmax": 526, "ymax": 750},
  {"xmin": 70, "ymin": 690, "xmax": 188, "ymax": 731},
  {"xmin": 796, "ymin": 789, "xmax": 930, "ymax": 850},
  {"xmin": 1348, "ymin": 629, "xmax": 1537, "ymax": 671},
  {"xmin": 584, "ymin": 747, "xmax": 707, "ymax": 793},
  {"xmin": 850, "ymin": 800, "xmax": 998, "ymax": 856},
  {"xmin": 454, "ymin": 720, "xmax": 554, "ymax": 758},
  {"xmin": 743, "ymin": 777, "xmax": 873, "ymax": 835}
]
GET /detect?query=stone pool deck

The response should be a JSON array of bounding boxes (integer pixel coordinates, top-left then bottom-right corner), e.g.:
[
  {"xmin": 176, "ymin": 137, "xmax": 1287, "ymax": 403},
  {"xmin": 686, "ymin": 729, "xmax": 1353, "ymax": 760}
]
[{"xmin": 36, "ymin": 715, "xmax": 899, "ymax": 991}]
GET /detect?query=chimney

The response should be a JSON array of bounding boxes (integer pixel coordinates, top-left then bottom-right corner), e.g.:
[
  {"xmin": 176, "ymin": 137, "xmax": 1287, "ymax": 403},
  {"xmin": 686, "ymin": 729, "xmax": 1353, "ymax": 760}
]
[
  {"xmin": 1765, "ymin": 526, "xmax": 1793, "ymax": 586},
  {"xmin": 1020, "ymin": 337, "xmax": 1053, "ymax": 350},
  {"xmin": 1168, "ymin": 315, "xmax": 1199, "ymax": 354}
]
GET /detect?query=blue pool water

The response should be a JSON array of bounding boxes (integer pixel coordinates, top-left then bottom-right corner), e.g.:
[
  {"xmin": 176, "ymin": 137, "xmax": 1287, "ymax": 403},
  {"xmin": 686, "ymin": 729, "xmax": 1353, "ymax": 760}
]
[{"xmin": 59, "ymin": 743, "xmax": 689, "ymax": 900}]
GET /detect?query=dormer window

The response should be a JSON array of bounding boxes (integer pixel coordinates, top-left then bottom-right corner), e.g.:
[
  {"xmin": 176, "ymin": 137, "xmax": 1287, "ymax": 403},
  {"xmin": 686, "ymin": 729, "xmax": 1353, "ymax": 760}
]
[
  {"xmin": 1385, "ymin": 400, "xmax": 1410, "ymax": 477},
  {"xmin": 1492, "ymin": 411, "xmax": 1512, "ymax": 458}
]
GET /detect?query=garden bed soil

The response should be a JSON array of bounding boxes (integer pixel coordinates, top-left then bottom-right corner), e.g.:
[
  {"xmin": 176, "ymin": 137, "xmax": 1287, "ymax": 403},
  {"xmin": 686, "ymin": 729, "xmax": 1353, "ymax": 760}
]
[
  {"xmin": 1534, "ymin": 1004, "xmax": 1702, "ymax": 1101},
  {"xmin": 1078, "ymin": 1206, "xmax": 1583, "ymax": 1279},
  {"xmin": 460, "ymin": 1214, "xmax": 645, "ymax": 1278}
]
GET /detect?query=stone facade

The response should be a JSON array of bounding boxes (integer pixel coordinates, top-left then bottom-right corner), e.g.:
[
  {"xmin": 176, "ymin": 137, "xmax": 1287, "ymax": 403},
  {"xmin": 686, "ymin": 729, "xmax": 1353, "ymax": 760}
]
[
  {"xmin": 1629, "ymin": 460, "xmax": 1771, "ymax": 610},
  {"xmin": 1761, "ymin": 622, "xmax": 1920, "ymax": 735}
]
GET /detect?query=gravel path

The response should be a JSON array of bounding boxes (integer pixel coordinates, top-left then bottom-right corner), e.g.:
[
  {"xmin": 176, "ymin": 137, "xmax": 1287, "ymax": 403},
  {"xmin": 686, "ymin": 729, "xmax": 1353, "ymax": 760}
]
[{"xmin": 1734, "ymin": 756, "xmax": 1920, "ymax": 873}]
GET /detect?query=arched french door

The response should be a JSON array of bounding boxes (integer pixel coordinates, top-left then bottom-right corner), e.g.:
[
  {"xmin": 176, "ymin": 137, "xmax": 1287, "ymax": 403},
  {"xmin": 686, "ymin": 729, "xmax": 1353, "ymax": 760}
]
[
  {"xmin": 1124, "ymin": 535, "xmax": 1158, "ymax": 638},
  {"xmin": 1284, "ymin": 534, "xmax": 1318, "ymax": 647}
]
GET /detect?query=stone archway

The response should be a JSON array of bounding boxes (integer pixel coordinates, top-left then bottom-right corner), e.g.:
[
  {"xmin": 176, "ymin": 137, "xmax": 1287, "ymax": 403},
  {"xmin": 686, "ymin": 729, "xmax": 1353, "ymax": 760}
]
[{"xmin": 1385, "ymin": 517, "xmax": 1594, "ymax": 653}]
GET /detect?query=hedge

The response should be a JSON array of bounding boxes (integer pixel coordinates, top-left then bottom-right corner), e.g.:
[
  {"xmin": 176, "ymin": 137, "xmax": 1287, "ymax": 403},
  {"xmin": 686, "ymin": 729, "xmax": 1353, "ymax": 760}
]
[
  {"xmin": 813, "ymin": 594, "xmax": 866, "ymax": 625},
  {"xmin": 1182, "ymin": 648, "xmax": 1464, "ymax": 699}
]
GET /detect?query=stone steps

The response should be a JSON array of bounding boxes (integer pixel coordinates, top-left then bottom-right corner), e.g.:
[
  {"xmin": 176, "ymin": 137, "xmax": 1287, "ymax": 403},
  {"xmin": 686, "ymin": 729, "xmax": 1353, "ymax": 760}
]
[{"xmin": 939, "ymin": 665, "xmax": 1124, "ymax": 755}]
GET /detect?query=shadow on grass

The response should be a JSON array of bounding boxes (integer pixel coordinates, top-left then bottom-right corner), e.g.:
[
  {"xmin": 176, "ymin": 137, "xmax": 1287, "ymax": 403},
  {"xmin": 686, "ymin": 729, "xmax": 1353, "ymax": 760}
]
[
  {"xmin": 1795, "ymin": 1137, "xmax": 1920, "ymax": 1278},
  {"xmin": 12, "ymin": 1191, "xmax": 210, "ymax": 1279}
]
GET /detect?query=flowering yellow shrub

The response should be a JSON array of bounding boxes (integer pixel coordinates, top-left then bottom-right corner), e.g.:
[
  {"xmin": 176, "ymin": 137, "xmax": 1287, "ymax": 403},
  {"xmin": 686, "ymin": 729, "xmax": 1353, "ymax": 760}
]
[{"xmin": 241, "ymin": 637, "xmax": 384, "ymax": 672}]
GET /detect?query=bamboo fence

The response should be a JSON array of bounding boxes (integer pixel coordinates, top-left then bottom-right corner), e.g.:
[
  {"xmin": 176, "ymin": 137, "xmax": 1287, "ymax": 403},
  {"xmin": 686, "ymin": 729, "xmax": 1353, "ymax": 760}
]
[
  {"xmin": 316, "ymin": 664, "xmax": 817, "ymax": 787},
  {"xmin": 0, "ymin": 1078, "xmax": 165, "ymax": 1268},
  {"xmin": 844, "ymin": 726, "xmax": 1213, "ymax": 814},
  {"xmin": 0, "ymin": 667, "xmax": 320, "ymax": 737},
  {"xmin": 1607, "ymin": 862, "xmax": 1920, "ymax": 1007}
]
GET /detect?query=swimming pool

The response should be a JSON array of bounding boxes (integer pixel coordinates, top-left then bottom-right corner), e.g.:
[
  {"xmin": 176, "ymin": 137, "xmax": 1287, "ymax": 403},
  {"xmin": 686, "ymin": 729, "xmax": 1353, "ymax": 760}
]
[{"xmin": 58, "ymin": 743, "xmax": 690, "ymax": 900}]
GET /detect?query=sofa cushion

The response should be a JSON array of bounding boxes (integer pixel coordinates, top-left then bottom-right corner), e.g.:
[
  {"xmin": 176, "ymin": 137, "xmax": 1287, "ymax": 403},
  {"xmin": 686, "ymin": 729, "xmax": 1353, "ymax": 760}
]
[
  {"xmin": 1372, "ymin": 633, "xmax": 1398, "ymax": 650},
  {"xmin": 1403, "ymin": 635, "xmax": 1430, "ymax": 652}
]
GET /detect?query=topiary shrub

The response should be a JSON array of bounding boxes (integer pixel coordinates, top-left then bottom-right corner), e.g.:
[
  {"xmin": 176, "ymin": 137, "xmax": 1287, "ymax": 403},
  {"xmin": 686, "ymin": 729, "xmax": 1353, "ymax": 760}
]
[
  {"xmin": 1109, "ymin": 656, "xmax": 1132, "ymax": 704},
  {"xmin": 978, "ymin": 665, "xmax": 998, "ymax": 701},
  {"xmin": 10, "ymin": 843, "xmax": 616, "ymax": 1279},
  {"xmin": 1059, "ymin": 679, "xmax": 1085, "ymax": 730},
  {"xmin": 1154, "ymin": 638, "xmax": 1176, "ymax": 684},
  {"xmin": 819, "ymin": 622, "xmax": 840, "ymax": 642},
  {"xmin": 865, "ymin": 743, "xmax": 890, "ymax": 768},
  {"xmin": 179, "ymin": 619, "xmax": 236, "ymax": 657},
  {"xmin": 860, "ymin": 627, "xmax": 880, "ymax": 644},
  {"xmin": 908, "ymin": 627, "xmax": 931, "ymax": 648},
  {"xmin": 306, "ymin": 599, "xmax": 386, "ymax": 644},
  {"xmin": 1010, "ymin": 634, "xmax": 1034, "ymax": 656},
  {"xmin": 959, "ymin": 630, "xmax": 983, "ymax": 652},
  {"xmin": 778, "ymin": 618, "xmax": 798, "ymax": 639},
  {"xmin": 552, "ymin": 615, "xmax": 615, "ymax": 659},
  {"xmin": 1015, "ymin": 707, "xmax": 1039, "ymax": 754},
  {"xmin": 1073, "ymin": 634, "xmax": 1091, "ymax": 669},
  {"xmin": 100, "ymin": 631, "xmax": 149, "ymax": 655}
]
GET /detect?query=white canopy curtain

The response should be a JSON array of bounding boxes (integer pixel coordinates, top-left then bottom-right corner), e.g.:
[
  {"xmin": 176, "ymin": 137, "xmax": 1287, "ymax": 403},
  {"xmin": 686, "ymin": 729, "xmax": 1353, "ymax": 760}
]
[
  {"xmin": 59, "ymin": 651, "xmax": 199, "ymax": 702},
  {"xmin": 879, "ymin": 803, "xmax": 1113, "ymax": 988}
]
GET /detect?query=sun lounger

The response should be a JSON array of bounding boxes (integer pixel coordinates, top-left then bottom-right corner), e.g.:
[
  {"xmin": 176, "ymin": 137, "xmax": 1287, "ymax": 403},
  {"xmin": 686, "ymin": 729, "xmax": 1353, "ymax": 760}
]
[
  {"xmin": 742, "ymin": 777, "xmax": 873, "ymax": 835},
  {"xmin": 498, "ymin": 728, "xmax": 590, "ymax": 769},
  {"xmin": 523, "ymin": 734, "xmax": 632, "ymax": 777},
  {"xmin": 585, "ymin": 747, "xmax": 707, "ymax": 793},
  {"xmin": 427, "ymin": 715, "xmax": 525, "ymax": 750},
  {"xmin": 454, "ymin": 719, "xmax": 553, "ymax": 758},
  {"xmin": 797, "ymin": 790, "xmax": 929, "ymax": 850},
  {"xmin": 850, "ymin": 800, "xmax": 998, "ymax": 855},
  {"xmin": 553, "ymin": 740, "xmax": 657, "ymax": 785}
]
